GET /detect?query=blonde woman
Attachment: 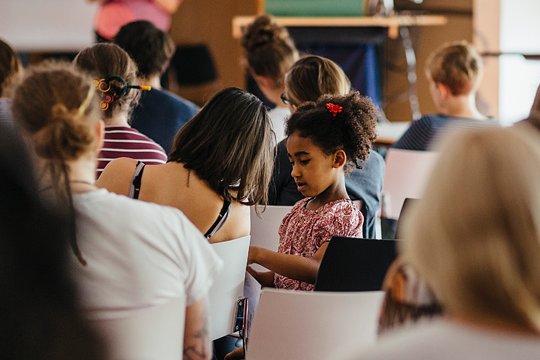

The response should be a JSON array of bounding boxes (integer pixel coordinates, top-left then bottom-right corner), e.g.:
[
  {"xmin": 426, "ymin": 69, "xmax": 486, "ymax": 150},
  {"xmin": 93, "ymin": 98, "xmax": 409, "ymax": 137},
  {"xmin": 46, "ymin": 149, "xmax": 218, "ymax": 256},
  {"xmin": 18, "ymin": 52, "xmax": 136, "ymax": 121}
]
[{"xmin": 345, "ymin": 125, "xmax": 540, "ymax": 359}]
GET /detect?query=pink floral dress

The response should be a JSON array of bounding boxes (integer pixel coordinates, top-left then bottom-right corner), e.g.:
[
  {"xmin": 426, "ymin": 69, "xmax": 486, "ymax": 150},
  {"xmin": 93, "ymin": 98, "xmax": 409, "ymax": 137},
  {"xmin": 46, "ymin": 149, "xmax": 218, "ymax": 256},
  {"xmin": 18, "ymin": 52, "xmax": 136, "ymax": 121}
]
[{"xmin": 274, "ymin": 198, "xmax": 363, "ymax": 291}]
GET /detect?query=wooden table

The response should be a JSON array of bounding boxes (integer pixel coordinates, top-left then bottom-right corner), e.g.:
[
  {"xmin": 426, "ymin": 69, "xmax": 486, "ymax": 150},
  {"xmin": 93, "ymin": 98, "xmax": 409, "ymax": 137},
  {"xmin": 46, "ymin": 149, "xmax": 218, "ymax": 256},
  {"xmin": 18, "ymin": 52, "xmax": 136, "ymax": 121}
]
[{"xmin": 232, "ymin": 15, "xmax": 447, "ymax": 39}]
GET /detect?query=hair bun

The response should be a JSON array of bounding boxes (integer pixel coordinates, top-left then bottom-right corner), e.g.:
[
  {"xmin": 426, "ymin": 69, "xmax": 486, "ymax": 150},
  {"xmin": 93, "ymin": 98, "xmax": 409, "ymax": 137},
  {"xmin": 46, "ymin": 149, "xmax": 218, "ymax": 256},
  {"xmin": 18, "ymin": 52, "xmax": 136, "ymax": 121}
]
[{"xmin": 241, "ymin": 15, "xmax": 280, "ymax": 50}]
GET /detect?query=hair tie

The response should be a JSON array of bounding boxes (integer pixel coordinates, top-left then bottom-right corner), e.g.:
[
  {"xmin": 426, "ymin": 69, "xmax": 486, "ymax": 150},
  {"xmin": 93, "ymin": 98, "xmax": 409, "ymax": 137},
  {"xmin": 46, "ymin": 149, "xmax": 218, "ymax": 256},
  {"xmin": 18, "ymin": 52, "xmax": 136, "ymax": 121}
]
[
  {"xmin": 93, "ymin": 75, "xmax": 151, "ymax": 111},
  {"xmin": 326, "ymin": 103, "xmax": 343, "ymax": 118}
]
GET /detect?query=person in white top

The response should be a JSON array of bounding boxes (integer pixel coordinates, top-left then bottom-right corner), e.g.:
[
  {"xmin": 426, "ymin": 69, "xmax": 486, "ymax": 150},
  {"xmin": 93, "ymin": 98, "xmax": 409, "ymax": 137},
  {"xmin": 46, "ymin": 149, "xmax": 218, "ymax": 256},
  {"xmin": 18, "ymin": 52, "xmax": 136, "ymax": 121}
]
[
  {"xmin": 241, "ymin": 15, "xmax": 299, "ymax": 142},
  {"xmin": 343, "ymin": 126, "xmax": 540, "ymax": 359},
  {"xmin": 11, "ymin": 61, "xmax": 221, "ymax": 360}
]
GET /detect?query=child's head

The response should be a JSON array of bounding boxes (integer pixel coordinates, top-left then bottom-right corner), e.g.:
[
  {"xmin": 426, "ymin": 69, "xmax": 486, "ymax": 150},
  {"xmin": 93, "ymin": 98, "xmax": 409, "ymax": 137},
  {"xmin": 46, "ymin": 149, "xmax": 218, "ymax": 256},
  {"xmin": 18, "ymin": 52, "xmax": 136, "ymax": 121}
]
[
  {"xmin": 425, "ymin": 40, "xmax": 482, "ymax": 97},
  {"xmin": 284, "ymin": 55, "xmax": 350, "ymax": 108},
  {"xmin": 74, "ymin": 43, "xmax": 139, "ymax": 121},
  {"xmin": 402, "ymin": 126, "xmax": 540, "ymax": 332},
  {"xmin": 12, "ymin": 61, "xmax": 100, "ymax": 196},
  {"xmin": 169, "ymin": 87, "xmax": 275, "ymax": 205},
  {"xmin": 114, "ymin": 20, "xmax": 175, "ymax": 79},
  {"xmin": 0, "ymin": 38, "xmax": 23, "ymax": 98},
  {"xmin": 286, "ymin": 92, "xmax": 377, "ymax": 175},
  {"xmin": 241, "ymin": 15, "xmax": 299, "ymax": 92}
]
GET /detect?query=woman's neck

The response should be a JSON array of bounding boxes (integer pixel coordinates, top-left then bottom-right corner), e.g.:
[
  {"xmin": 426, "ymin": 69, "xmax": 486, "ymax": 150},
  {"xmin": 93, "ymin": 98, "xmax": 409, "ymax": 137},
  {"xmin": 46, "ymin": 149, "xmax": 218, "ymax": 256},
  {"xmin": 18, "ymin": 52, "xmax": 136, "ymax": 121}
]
[
  {"xmin": 438, "ymin": 93, "xmax": 486, "ymax": 120},
  {"xmin": 105, "ymin": 111, "xmax": 130, "ymax": 127},
  {"xmin": 66, "ymin": 157, "xmax": 98, "ymax": 192}
]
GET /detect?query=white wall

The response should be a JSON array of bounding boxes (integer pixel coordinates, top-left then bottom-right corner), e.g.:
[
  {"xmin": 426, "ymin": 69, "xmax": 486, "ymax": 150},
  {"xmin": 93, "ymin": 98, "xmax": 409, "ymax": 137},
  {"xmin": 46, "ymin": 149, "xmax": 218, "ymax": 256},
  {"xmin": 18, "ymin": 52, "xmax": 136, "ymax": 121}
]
[
  {"xmin": 499, "ymin": 0, "xmax": 540, "ymax": 124},
  {"xmin": 474, "ymin": 0, "xmax": 540, "ymax": 125},
  {"xmin": 0, "ymin": 0, "xmax": 98, "ymax": 52}
]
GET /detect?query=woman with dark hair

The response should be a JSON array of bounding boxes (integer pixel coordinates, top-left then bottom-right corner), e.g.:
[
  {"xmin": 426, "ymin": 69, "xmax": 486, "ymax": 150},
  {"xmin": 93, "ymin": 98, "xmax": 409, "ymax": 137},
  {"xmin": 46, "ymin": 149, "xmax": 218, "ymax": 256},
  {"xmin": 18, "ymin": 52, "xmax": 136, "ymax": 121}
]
[
  {"xmin": 98, "ymin": 87, "xmax": 275, "ymax": 243},
  {"xmin": 0, "ymin": 124, "xmax": 104, "ymax": 360}
]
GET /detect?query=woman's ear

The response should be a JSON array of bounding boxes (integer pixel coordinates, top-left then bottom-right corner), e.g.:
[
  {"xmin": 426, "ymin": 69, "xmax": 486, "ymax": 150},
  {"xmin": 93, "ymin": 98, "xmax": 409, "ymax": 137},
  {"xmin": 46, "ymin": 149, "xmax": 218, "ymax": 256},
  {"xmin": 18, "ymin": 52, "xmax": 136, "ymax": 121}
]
[{"xmin": 332, "ymin": 149, "xmax": 347, "ymax": 169}]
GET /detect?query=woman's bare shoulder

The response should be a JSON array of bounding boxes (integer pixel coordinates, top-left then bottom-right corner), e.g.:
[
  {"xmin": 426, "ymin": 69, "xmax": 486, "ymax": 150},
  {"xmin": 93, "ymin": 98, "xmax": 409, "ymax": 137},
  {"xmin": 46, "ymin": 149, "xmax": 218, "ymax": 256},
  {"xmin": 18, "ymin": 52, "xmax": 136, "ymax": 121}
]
[{"xmin": 96, "ymin": 157, "xmax": 139, "ymax": 195}]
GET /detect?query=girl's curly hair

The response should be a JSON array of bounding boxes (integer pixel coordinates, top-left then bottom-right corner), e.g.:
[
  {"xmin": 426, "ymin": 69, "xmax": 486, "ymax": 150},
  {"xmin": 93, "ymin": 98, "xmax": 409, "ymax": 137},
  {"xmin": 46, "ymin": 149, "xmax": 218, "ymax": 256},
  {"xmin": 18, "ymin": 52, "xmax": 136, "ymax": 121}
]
[{"xmin": 286, "ymin": 92, "xmax": 378, "ymax": 173}]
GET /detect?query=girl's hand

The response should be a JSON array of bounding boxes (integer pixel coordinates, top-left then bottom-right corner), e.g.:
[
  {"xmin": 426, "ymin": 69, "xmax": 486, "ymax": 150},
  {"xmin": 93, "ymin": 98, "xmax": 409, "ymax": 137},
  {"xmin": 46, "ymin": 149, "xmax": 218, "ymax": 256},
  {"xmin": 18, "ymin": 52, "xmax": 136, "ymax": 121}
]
[{"xmin": 247, "ymin": 267, "xmax": 275, "ymax": 288}]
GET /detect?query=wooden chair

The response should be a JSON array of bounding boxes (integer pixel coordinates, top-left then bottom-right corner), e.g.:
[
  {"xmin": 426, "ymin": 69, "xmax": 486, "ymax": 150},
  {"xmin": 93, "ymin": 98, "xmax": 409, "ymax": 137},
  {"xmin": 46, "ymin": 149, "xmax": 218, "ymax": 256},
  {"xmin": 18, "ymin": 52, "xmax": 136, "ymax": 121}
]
[
  {"xmin": 315, "ymin": 237, "xmax": 397, "ymax": 292},
  {"xmin": 382, "ymin": 148, "xmax": 438, "ymax": 220},
  {"xmin": 209, "ymin": 235, "xmax": 250, "ymax": 340},
  {"xmin": 90, "ymin": 297, "xmax": 185, "ymax": 360},
  {"xmin": 246, "ymin": 289, "xmax": 384, "ymax": 360}
]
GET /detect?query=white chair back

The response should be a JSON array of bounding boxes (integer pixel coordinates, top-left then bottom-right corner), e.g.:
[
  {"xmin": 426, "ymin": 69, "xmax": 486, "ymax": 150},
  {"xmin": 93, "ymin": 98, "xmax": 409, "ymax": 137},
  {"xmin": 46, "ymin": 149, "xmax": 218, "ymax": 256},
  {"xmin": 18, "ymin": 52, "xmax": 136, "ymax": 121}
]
[
  {"xmin": 382, "ymin": 148, "xmax": 438, "ymax": 219},
  {"xmin": 247, "ymin": 289, "xmax": 384, "ymax": 360},
  {"xmin": 249, "ymin": 205, "xmax": 291, "ymax": 253},
  {"xmin": 209, "ymin": 235, "xmax": 250, "ymax": 340},
  {"xmin": 90, "ymin": 297, "xmax": 185, "ymax": 360},
  {"xmin": 246, "ymin": 206, "xmax": 292, "ymax": 320}
]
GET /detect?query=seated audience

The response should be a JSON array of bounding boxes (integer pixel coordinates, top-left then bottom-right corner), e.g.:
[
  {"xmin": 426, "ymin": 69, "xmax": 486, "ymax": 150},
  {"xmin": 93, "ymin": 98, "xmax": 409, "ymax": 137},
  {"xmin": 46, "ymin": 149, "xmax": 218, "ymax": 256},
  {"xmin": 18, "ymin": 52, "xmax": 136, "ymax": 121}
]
[
  {"xmin": 393, "ymin": 41, "xmax": 491, "ymax": 151},
  {"xmin": 241, "ymin": 15, "xmax": 299, "ymax": 141},
  {"xmin": 115, "ymin": 20, "xmax": 199, "ymax": 153},
  {"xmin": 0, "ymin": 38, "xmax": 23, "ymax": 124},
  {"xmin": 97, "ymin": 87, "xmax": 275, "ymax": 243},
  {"xmin": 12, "ymin": 61, "xmax": 220, "ymax": 360},
  {"xmin": 248, "ymin": 92, "xmax": 378, "ymax": 291},
  {"xmin": 0, "ymin": 123, "xmax": 105, "ymax": 360},
  {"xmin": 74, "ymin": 43, "xmax": 167, "ymax": 177},
  {"xmin": 270, "ymin": 55, "xmax": 384, "ymax": 238},
  {"xmin": 345, "ymin": 125, "xmax": 540, "ymax": 359}
]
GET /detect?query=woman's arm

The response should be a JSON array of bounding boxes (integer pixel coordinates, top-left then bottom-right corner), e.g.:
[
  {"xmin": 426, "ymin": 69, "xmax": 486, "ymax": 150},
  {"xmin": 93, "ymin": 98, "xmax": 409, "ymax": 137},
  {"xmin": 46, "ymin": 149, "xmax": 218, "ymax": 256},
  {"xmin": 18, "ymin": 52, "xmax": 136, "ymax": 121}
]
[
  {"xmin": 153, "ymin": 0, "xmax": 182, "ymax": 14},
  {"xmin": 183, "ymin": 299, "xmax": 211, "ymax": 360},
  {"xmin": 248, "ymin": 243, "xmax": 329, "ymax": 285}
]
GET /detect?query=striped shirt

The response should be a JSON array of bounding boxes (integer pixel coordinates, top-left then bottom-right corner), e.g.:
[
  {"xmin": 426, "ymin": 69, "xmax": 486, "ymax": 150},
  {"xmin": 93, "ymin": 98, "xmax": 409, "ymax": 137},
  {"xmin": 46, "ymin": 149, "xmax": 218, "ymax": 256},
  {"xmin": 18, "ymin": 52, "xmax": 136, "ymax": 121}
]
[
  {"xmin": 97, "ymin": 126, "xmax": 167, "ymax": 178},
  {"xmin": 392, "ymin": 114, "xmax": 496, "ymax": 151}
]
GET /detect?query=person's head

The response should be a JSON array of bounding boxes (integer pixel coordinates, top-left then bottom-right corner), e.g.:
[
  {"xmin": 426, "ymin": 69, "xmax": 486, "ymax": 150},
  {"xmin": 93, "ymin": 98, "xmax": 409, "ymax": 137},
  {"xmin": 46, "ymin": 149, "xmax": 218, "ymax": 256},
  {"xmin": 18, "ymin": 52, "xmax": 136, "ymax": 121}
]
[
  {"xmin": 425, "ymin": 41, "xmax": 482, "ymax": 104},
  {"xmin": 0, "ymin": 38, "xmax": 23, "ymax": 98},
  {"xmin": 285, "ymin": 92, "xmax": 377, "ymax": 198},
  {"xmin": 402, "ymin": 126, "xmax": 540, "ymax": 333},
  {"xmin": 74, "ymin": 43, "xmax": 140, "ymax": 121},
  {"xmin": 12, "ymin": 61, "xmax": 101, "ymax": 212},
  {"xmin": 241, "ymin": 15, "xmax": 299, "ymax": 103},
  {"xmin": 0, "ymin": 123, "xmax": 105, "ymax": 360},
  {"xmin": 169, "ymin": 87, "xmax": 274, "ymax": 205},
  {"xmin": 114, "ymin": 20, "xmax": 175, "ymax": 79},
  {"xmin": 284, "ymin": 55, "xmax": 351, "ymax": 110}
]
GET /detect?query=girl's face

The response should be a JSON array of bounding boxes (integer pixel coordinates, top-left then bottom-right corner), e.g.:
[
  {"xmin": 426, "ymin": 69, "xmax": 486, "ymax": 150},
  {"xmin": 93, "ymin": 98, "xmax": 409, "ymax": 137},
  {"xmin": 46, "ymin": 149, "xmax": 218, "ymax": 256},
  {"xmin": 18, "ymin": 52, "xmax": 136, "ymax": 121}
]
[{"xmin": 286, "ymin": 132, "xmax": 343, "ymax": 198}]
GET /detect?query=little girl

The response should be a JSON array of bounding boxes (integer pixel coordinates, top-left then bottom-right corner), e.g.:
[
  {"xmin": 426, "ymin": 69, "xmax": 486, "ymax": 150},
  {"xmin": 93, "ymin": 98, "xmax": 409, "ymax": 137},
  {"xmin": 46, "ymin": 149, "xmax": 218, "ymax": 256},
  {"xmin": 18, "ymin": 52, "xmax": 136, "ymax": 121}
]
[{"xmin": 248, "ymin": 92, "xmax": 378, "ymax": 291}]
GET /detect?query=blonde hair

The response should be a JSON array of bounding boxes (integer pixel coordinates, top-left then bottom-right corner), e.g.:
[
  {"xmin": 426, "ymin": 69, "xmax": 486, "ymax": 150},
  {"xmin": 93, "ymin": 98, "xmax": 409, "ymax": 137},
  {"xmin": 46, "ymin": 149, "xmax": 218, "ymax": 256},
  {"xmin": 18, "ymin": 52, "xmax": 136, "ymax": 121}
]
[
  {"xmin": 12, "ymin": 61, "xmax": 100, "ymax": 265},
  {"xmin": 241, "ymin": 15, "xmax": 299, "ymax": 88},
  {"xmin": 426, "ymin": 40, "xmax": 482, "ymax": 96},
  {"xmin": 285, "ymin": 55, "xmax": 351, "ymax": 106},
  {"xmin": 401, "ymin": 126, "xmax": 540, "ymax": 332}
]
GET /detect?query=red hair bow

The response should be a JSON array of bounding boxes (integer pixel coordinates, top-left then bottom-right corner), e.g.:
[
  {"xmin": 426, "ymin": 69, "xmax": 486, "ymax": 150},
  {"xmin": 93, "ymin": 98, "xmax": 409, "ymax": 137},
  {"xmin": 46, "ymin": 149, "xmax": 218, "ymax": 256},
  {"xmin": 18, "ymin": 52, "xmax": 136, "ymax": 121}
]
[{"xmin": 326, "ymin": 103, "xmax": 343, "ymax": 118}]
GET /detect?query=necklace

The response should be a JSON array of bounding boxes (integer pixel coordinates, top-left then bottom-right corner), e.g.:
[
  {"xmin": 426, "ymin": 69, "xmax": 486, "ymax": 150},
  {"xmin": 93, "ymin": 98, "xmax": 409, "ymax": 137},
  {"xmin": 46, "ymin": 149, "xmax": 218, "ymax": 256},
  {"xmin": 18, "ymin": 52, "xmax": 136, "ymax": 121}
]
[{"xmin": 69, "ymin": 180, "xmax": 96, "ymax": 186}]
